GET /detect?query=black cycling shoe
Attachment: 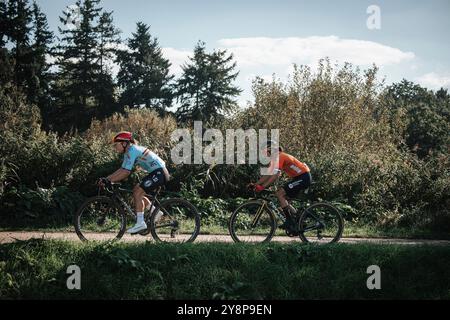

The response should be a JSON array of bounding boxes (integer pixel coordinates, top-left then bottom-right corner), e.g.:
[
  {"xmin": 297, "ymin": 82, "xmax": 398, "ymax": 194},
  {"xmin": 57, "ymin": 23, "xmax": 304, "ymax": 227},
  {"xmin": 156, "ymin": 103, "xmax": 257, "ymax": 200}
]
[{"xmin": 279, "ymin": 218, "xmax": 295, "ymax": 230}]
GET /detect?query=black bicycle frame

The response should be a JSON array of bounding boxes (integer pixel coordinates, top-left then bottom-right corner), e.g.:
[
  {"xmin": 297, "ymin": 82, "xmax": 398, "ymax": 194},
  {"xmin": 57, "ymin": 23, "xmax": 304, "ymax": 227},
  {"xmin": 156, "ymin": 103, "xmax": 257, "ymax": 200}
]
[
  {"xmin": 105, "ymin": 185, "xmax": 175, "ymax": 229},
  {"xmin": 249, "ymin": 193, "xmax": 286, "ymax": 228},
  {"xmin": 302, "ymin": 207, "xmax": 326, "ymax": 230},
  {"xmin": 252, "ymin": 192, "xmax": 323, "ymax": 232}
]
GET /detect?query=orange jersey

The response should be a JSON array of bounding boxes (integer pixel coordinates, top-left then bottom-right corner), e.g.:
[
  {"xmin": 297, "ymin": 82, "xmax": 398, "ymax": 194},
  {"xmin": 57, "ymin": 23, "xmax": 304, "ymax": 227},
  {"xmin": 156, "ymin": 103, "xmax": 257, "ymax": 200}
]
[{"xmin": 269, "ymin": 152, "xmax": 310, "ymax": 178}]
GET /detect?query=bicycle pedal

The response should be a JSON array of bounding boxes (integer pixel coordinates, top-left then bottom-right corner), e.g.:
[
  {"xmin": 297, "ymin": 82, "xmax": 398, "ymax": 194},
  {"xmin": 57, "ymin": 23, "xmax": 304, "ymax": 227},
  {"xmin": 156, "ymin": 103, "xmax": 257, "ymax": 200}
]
[
  {"xmin": 130, "ymin": 229, "xmax": 146, "ymax": 236},
  {"xmin": 138, "ymin": 229, "xmax": 150, "ymax": 236}
]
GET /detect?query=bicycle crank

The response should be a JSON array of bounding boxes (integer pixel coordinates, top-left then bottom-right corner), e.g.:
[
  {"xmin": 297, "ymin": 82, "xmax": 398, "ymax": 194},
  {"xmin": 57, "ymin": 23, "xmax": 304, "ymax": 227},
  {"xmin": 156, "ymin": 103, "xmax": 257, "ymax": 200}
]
[
  {"xmin": 170, "ymin": 221, "xmax": 180, "ymax": 238},
  {"xmin": 316, "ymin": 230, "xmax": 323, "ymax": 240},
  {"xmin": 285, "ymin": 228, "xmax": 299, "ymax": 237}
]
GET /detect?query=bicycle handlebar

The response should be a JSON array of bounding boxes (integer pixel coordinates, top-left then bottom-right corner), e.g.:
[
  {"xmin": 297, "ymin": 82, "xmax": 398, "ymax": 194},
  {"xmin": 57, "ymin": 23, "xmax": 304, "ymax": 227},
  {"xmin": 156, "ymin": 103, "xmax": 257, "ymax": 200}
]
[
  {"xmin": 98, "ymin": 178, "xmax": 124, "ymax": 195},
  {"xmin": 98, "ymin": 181, "xmax": 165, "ymax": 199},
  {"xmin": 251, "ymin": 189, "xmax": 277, "ymax": 201}
]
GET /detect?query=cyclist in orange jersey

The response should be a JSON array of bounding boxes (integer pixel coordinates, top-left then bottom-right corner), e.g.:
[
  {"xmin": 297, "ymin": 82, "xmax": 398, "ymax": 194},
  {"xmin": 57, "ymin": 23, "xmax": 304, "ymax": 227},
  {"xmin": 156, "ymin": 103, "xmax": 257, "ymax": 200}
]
[{"xmin": 250, "ymin": 140, "xmax": 312, "ymax": 229}]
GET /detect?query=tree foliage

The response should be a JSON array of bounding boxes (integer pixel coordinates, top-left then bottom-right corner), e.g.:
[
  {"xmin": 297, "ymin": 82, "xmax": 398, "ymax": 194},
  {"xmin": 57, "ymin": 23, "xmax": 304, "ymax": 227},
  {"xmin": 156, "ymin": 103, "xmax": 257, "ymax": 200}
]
[
  {"xmin": 176, "ymin": 41, "xmax": 241, "ymax": 124},
  {"xmin": 383, "ymin": 80, "xmax": 450, "ymax": 158},
  {"xmin": 116, "ymin": 22, "xmax": 173, "ymax": 113}
]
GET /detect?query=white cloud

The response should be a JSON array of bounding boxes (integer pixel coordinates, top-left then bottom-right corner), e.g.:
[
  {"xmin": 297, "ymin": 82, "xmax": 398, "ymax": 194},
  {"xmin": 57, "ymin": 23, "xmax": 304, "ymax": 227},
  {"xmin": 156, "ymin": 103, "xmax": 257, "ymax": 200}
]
[
  {"xmin": 416, "ymin": 72, "xmax": 450, "ymax": 90},
  {"xmin": 45, "ymin": 54, "xmax": 57, "ymax": 65},
  {"xmin": 217, "ymin": 36, "xmax": 415, "ymax": 68},
  {"xmin": 95, "ymin": 44, "xmax": 192, "ymax": 79},
  {"xmin": 101, "ymin": 36, "xmax": 417, "ymax": 108},
  {"xmin": 105, "ymin": 42, "xmax": 130, "ymax": 53},
  {"xmin": 161, "ymin": 47, "xmax": 192, "ymax": 77}
]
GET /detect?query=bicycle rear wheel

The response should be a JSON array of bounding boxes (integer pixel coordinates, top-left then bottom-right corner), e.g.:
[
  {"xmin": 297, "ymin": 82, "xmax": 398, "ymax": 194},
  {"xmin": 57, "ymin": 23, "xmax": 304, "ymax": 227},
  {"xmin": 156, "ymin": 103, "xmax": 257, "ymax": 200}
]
[
  {"xmin": 229, "ymin": 200, "xmax": 276, "ymax": 243},
  {"xmin": 74, "ymin": 196, "xmax": 126, "ymax": 242},
  {"xmin": 149, "ymin": 198, "xmax": 200, "ymax": 243},
  {"xmin": 298, "ymin": 202, "xmax": 343, "ymax": 244}
]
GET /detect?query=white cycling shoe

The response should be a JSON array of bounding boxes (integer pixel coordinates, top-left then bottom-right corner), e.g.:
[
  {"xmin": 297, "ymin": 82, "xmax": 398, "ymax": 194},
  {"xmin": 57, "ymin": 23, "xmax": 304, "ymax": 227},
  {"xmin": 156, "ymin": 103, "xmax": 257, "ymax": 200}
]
[{"xmin": 127, "ymin": 221, "xmax": 148, "ymax": 234}]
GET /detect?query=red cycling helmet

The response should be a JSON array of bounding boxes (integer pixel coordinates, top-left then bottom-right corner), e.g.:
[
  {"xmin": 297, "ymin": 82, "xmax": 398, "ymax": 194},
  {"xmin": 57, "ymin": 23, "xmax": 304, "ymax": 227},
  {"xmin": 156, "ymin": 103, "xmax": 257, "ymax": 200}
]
[{"xmin": 112, "ymin": 131, "xmax": 134, "ymax": 144}]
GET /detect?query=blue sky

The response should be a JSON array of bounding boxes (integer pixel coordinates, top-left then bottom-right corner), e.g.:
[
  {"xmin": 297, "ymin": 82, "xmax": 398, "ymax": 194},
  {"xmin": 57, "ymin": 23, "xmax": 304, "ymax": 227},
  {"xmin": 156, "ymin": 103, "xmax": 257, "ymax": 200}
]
[{"xmin": 37, "ymin": 0, "xmax": 450, "ymax": 106}]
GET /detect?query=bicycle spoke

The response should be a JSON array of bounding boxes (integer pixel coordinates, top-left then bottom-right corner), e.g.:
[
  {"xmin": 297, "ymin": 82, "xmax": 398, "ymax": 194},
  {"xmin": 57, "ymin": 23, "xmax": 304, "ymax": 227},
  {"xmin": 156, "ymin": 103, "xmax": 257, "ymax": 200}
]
[
  {"xmin": 75, "ymin": 196, "xmax": 125, "ymax": 241},
  {"xmin": 230, "ymin": 201, "xmax": 275, "ymax": 243},
  {"xmin": 150, "ymin": 199, "xmax": 200, "ymax": 243},
  {"xmin": 299, "ymin": 203, "xmax": 343, "ymax": 244}
]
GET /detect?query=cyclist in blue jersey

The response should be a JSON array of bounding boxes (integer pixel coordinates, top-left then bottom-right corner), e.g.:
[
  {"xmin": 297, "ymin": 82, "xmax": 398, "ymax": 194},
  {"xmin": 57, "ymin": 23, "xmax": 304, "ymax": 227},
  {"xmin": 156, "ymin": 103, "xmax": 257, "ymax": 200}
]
[{"xmin": 98, "ymin": 131, "xmax": 170, "ymax": 234}]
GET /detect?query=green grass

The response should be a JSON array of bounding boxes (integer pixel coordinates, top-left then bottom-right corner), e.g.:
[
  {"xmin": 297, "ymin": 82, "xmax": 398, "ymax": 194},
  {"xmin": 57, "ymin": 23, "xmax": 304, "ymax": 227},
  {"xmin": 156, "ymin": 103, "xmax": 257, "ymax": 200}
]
[
  {"xmin": 1, "ymin": 239, "xmax": 450, "ymax": 299},
  {"xmin": 2, "ymin": 221, "xmax": 450, "ymax": 240},
  {"xmin": 341, "ymin": 224, "xmax": 450, "ymax": 240},
  {"xmin": 198, "ymin": 222, "xmax": 450, "ymax": 240}
]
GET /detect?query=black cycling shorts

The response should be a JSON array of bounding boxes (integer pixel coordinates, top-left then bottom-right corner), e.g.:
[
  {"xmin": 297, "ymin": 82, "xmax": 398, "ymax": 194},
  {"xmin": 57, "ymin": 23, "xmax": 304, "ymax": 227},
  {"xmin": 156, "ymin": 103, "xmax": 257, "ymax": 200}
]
[
  {"xmin": 139, "ymin": 168, "xmax": 167, "ymax": 194},
  {"xmin": 282, "ymin": 172, "xmax": 312, "ymax": 198}
]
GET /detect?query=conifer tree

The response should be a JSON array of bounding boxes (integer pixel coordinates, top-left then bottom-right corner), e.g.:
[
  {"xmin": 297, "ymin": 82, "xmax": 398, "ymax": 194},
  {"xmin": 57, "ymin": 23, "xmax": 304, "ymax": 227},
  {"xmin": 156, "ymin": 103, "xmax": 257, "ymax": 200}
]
[
  {"xmin": 176, "ymin": 41, "xmax": 241, "ymax": 124},
  {"xmin": 116, "ymin": 22, "xmax": 173, "ymax": 113}
]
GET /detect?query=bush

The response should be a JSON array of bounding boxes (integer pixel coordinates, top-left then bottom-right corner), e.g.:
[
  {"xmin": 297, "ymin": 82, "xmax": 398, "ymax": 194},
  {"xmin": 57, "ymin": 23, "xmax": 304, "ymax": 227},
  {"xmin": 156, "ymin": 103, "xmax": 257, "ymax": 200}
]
[
  {"xmin": 0, "ymin": 185, "xmax": 85, "ymax": 228},
  {"xmin": 85, "ymin": 107, "xmax": 178, "ymax": 161},
  {"xmin": 0, "ymin": 61, "xmax": 449, "ymax": 235}
]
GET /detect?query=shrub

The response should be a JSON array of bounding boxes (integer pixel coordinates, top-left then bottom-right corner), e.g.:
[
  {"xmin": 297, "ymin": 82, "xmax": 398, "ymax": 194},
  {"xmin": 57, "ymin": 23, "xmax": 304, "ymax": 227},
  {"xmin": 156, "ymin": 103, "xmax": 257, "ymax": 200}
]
[
  {"xmin": 85, "ymin": 107, "xmax": 178, "ymax": 161},
  {"xmin": 0, "ymin": 61, "xmax": 448, "ymax": 234},
  {"xmin": 0, "ymin": 185, "xmax": 85, "ymax": 228}
]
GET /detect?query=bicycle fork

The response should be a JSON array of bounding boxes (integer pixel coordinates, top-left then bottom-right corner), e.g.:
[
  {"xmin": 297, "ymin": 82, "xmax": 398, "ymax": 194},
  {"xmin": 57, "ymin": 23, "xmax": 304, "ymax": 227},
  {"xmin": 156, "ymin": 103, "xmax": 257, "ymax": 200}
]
[{"xmin": 251, "ymin": 202, "xmax": 267, "ymax": 228}]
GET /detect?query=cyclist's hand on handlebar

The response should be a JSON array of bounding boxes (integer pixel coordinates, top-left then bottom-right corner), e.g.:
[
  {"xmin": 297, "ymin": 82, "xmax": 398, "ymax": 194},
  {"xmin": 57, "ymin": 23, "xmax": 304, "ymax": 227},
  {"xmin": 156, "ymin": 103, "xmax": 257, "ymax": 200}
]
[
  {"xmin": 254, "ymin": 184, "xmax": 265, "ymax": 193},
  {"xmin": 246, "ymin": 183, "xmax": 265, "ymax": 192},
  {"xmin": 97, "ymin": 177, "xmax": 111, "ymax": 189}
]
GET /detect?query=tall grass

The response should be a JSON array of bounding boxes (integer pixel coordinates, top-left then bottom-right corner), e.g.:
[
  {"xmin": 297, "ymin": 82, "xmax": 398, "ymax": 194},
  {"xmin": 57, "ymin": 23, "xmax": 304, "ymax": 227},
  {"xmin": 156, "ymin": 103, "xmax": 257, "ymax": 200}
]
[{"xmin": 1, "ymin": 240, "xmax": 449, "ymax": 299}]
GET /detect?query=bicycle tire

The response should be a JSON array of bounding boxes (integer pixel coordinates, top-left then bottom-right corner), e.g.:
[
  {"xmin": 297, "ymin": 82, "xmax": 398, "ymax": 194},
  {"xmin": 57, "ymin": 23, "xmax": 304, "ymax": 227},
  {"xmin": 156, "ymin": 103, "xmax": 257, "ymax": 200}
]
[
  {"xmin": 229, "ymin": 200, "xmax": 276, "ymax": 243},
  {"xmin": 298, "ymin": 202, "xmax": 343, "ymax": 244},
  {"xmin": 149, "ymin": 198, "xmax": 200, "ymax": 243},
  {"xmin": 74, "ymin": 196, "xmax": 126, "ymax": 242}
]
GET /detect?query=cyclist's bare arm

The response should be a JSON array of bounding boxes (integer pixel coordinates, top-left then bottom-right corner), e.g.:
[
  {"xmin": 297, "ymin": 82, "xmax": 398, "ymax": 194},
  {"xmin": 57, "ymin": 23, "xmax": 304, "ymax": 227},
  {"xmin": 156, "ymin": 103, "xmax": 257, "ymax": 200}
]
[
  {"xmin": 257, "ymin": 173, "xmax": 280, "ymax": 188},
  {"xmin": 107, "ymin": 168, "xmax": 131, "ymax": 182},
  {"xmin": 256, "ymin": 175, "xmax": 270, "ymax": 186}
]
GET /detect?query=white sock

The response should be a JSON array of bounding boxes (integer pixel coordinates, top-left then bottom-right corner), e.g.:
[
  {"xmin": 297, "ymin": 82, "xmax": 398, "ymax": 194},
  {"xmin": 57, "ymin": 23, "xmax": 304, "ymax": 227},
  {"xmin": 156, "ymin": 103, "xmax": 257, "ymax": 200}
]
[{"xmin": 136, "ymin": 212, "xmax": 144, "ymax": 224}]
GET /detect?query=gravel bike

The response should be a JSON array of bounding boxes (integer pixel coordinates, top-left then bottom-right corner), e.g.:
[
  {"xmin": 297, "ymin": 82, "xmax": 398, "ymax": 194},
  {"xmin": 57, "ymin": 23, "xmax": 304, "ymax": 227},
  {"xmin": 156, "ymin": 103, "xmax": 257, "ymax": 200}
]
[
  {"xmin": 74, "ymin": 181, "xmax": 201, "ymax": 243},
  {"xmin": 228, "ymin": 188, "xmax": 343, "ymax": 244}
]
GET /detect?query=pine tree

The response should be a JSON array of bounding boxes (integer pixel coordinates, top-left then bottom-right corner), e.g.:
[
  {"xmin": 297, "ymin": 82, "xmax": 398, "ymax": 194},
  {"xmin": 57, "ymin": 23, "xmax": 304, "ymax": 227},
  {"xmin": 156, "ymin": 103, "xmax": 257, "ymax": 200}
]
[
  {"xmin": 176, "ymin": 41, "xmax": 241, "ymax": 124},
  {"xmin": 0, "ymin": 0, "xmax": 8, "ymax": 47},
  {"xmin": 29, "ymin": 1, "xmax": 54, "ymax": 105},
  {"xmin": 95, "ymin": 10, "xmax": 120, "ymax": 112},
  {"xmin": 97, "ymin": 11, "xmax": 119, "ymax": 75},
  {"xmin": 57, "ymin": 0, "xmax": 102, "ymax": 106},
  {"xmin": 0, "ymin": 0, "xmax": 13, "ymax": 85},
  {"xmin": 7, "ymin": 0, "xmax": 33, "ymax": 91},
  {"xmin": 116, "ymin": 22, "xmax": 173, "ymax": 113},
  {"xmin": 0, "ymin": 48, "xmax": 13, "ymax": 86}
]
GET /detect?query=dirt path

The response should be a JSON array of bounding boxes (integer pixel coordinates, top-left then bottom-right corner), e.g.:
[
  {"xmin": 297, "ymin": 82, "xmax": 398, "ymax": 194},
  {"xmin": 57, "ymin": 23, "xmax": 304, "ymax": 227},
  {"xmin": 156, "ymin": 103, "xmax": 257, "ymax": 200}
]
[{"xmin": 1, "ymin": 231, "xmax": 450, "ymax": 245}]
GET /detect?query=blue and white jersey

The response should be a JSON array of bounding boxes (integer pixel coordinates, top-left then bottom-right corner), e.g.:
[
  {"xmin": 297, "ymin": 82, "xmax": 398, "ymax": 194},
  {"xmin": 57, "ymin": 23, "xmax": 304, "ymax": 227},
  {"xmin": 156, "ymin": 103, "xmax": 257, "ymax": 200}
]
[{"xmin": 121, "ymin": 144, "xmax": 166, "ymax": 173}]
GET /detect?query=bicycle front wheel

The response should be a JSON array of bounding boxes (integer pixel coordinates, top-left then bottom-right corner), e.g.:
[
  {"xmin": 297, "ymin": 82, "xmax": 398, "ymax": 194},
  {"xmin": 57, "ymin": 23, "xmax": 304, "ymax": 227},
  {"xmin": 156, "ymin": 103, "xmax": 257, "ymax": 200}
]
[
  {"xmin": 149, "ymin": 198, "xmax": 200, "ymax": 243},
  {"xmin": 74, "ymin": 196, "xmax": 126, "ymax": 242},
  {"xmin": 298, "ymin": 202, "xmax": 343, "ymax": 244},
  {"xmin": 229, "ymin": 200, "xmax": 276, "ymax": 243}
]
